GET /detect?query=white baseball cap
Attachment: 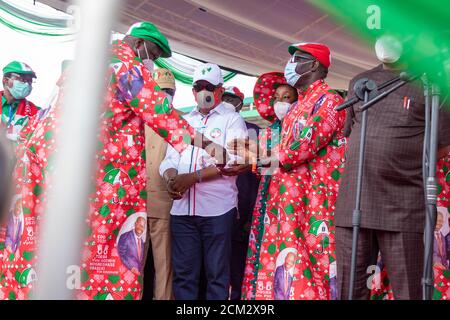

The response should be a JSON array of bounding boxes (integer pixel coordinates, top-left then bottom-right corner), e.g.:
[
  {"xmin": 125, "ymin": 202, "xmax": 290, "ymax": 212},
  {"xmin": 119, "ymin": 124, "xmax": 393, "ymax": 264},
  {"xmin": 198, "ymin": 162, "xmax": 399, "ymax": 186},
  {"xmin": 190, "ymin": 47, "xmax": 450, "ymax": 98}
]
[{"xmin": 192, "ymin": 63, "xmax": 224, "ymax": 86}]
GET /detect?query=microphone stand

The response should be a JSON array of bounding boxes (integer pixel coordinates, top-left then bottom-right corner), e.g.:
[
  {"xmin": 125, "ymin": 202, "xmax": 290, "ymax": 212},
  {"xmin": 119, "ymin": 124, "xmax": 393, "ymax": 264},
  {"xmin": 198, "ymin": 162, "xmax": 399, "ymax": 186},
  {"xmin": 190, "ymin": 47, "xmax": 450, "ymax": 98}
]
[
  {"xmin": 421, "ymin": 78, "xmax": 440, "ymax": 300},
  {"xmin": 336, "ymin": 77, "xmax": 378, "ymax": 300}
]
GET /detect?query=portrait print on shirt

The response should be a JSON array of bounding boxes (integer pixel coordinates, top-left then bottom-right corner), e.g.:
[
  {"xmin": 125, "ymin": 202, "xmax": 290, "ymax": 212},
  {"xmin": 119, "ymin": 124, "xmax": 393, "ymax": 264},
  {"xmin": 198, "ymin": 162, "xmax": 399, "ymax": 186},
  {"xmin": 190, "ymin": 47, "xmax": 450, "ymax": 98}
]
[
  {"xmin": 434, "ymin": 207, "xmax": 450, "ymax": 269},
  {"xmin": 5, "ymin": 194, "xmax": 24, "ymax": 257},
  {"xmin": 116, "ymin": 212, "xmax": 147, "ymax": 275},
  {"xmin": 273, "ymin": 248, "xmax": 297, "ymax": 300}
]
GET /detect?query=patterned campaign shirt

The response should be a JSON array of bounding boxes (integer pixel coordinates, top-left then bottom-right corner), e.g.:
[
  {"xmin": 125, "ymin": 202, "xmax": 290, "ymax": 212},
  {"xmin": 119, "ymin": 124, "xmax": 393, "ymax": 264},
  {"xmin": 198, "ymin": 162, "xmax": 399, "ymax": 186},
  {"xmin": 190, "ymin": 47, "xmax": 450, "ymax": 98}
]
[
  {"xmin": 252, "ymin": 79, "xmax": 346, "ymax": 300},
  {"xmin": 0, "ymin": 91, "xmax": 39, "ymax": 142},
  {"xmin": 0, "ymin": 40, "xmax": 196, "ymax": 300}
]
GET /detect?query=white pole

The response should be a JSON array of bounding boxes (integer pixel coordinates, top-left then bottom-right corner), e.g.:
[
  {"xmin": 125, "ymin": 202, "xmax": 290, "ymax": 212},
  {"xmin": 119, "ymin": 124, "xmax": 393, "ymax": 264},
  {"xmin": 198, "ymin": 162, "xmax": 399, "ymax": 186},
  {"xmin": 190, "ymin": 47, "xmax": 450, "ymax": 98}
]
[{"xmin": 34, "ymin": 0, "xmax": 121, "ymax": 300}]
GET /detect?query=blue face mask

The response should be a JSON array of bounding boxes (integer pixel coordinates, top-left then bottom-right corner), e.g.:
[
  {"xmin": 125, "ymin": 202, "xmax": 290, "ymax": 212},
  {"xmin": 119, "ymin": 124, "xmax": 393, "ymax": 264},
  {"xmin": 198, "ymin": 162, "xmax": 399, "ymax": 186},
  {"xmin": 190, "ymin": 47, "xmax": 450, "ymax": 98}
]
[
  {"xmin": 9, "ymin": 80, "xmax": 32, "ymax": 99},
  {"xmin": 284, "ymin": 60, "xmax": 314, "ymax": 87},
  {"xmin": 284, "ymin": 61, "xmax": 301, "ymax": 87}
]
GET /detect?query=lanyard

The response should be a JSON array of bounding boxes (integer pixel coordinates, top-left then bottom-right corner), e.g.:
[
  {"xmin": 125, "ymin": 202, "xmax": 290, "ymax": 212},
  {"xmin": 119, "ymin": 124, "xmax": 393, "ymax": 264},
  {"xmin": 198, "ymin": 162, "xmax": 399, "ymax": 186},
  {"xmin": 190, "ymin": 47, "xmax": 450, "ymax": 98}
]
[{"xmin": 7, "ymin": 105, "xmax": 13, "ymax": 128}]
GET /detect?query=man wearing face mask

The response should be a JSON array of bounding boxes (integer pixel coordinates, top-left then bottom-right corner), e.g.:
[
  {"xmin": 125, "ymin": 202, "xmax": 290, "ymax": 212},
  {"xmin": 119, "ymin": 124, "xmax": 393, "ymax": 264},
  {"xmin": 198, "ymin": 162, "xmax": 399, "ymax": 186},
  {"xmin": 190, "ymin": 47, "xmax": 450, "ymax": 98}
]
[
  {"xmin": 229, "ymin": 43, "xmax": 347, "ymax": 300},
  {"xmin": 1, "ymin": 61, "xmax": 39, "ymax": 143},
  {"xmin": 142, "ymin": 68, "xmax": 177, "ymax": 300},
  {"xmin": 160, "ymin": 63, "xmax": 248, "ymax": 300},
  {"xmin": 74, "ymin": 22, "xmax": 228, "ymax": 300},
  {"xmin": 334, "ymin": 34, "xmax": 450, "ymax": 300}
]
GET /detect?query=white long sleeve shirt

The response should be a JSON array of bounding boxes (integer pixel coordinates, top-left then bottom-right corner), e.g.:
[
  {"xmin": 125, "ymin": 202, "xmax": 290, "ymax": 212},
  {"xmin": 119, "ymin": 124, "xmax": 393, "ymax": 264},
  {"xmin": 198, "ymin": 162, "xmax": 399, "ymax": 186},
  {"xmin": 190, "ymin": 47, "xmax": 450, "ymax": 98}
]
[{"xmin": 159, "ymin": 102, "xmax": 248, "ymax": 217}]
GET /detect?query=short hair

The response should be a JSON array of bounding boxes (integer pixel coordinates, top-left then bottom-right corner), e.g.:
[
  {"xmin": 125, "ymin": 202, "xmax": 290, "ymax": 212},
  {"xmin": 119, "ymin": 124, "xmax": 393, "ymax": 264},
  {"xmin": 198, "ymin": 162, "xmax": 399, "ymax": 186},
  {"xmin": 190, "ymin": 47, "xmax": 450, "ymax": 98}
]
[{"xmin": 277, "ymin": 84, "xmax": 299, "ymax": 100}]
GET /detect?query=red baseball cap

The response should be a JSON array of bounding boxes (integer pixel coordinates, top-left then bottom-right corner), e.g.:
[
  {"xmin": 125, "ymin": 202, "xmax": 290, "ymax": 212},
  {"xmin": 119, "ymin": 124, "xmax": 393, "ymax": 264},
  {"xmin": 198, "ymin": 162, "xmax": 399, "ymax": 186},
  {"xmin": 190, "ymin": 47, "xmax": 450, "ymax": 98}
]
[
  {"xmin": 288, "ymin": 42, "xmax": 331, "ymax": 68},
  {"xmin": 253, "ymin": 72, "xmax": 287, "ymax": 123}
]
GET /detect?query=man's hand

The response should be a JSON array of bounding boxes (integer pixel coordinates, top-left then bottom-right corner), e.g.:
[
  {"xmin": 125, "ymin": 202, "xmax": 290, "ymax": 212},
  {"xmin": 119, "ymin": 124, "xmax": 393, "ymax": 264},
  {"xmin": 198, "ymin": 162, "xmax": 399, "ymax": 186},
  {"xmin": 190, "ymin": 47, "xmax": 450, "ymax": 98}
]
[
  {"xmin": 193, "ymin": 132, "xmax": 230, "ymax": 167},
  {"xmin": 219, "ymin": 163, "xmax": 251, "ymax": 176},
  {"xmin": 166, "ymin": 180, "xmax": 184, "ymax": 200},
  {"xmin": 227, "ymin": 138, "xmax": 258, "ymax": 164},
  {"xmin": 170, "ymin": 173, "xmax": 197, "ymax": 194},
  {"xmin": 163, "ymin": 168, "xmax": 183, "ymax": 200},
  {"xmin": 205, "ymin": 142, "xmax": 230, "ymax": 168}
]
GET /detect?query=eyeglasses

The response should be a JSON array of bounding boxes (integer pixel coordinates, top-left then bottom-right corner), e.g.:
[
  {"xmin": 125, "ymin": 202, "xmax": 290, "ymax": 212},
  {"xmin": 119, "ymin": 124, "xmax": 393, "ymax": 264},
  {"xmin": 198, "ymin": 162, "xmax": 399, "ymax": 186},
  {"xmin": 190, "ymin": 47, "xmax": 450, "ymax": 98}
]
[
  {"xmin": 193, "ymin": 82, "xmax": 217, "ymax": 92},
  {"xmin": 7, "ymin": 73, "xmax": 35, "ymax": 84},
  {"xmin": 290, "ymin": 53, "xmax": 316, "ymax": 64}
]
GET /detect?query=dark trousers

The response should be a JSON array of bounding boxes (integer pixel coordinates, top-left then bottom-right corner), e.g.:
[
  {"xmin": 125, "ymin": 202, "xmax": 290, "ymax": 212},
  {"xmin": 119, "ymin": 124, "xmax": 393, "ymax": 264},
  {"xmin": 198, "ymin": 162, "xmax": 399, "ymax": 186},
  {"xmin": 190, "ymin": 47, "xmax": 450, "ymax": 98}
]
[
  {"xmin": 142, "ymin": 238, "xmax": 155, "ymax": 300},
  {"xmin": 229, "ymin": 214, "xmax": 251, "ymax": 300},
  {"xmin": 335, "ymin": 226, "xmax": 424, "ymax": 300},
  {"xmin": 171, "ymin": 208, "xmax": 236, "ymax": 300}
]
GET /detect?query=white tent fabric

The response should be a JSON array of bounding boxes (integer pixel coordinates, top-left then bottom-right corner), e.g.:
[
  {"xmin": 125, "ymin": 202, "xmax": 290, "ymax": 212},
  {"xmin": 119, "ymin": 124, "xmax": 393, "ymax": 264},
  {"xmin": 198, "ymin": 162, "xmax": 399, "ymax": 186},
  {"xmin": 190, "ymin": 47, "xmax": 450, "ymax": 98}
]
[{"xmin": 40, "ymin": 0, "xmax": 380, "ymax": 89}]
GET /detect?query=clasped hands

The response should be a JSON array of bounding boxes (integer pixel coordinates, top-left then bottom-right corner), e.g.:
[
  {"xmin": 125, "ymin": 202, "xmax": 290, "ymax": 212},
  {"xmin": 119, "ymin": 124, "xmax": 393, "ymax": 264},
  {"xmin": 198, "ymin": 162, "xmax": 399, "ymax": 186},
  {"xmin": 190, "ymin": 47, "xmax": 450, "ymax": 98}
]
[{"xmin": 165, "ymin": 172, "xmax": 198, "ymax": 200}]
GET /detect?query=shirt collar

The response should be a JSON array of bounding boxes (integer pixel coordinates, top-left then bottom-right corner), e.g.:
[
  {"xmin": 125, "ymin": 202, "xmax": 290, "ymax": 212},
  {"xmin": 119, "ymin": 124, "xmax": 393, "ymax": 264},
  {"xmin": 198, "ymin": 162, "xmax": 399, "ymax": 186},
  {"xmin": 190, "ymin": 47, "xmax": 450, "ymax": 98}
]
[
  {"xmin": 300, "ymin": 79, "xmax": 325, "ymax": 97},
  {"xmin": 190, "ymin": 102, "xmax": 228, "ymax": 117}
]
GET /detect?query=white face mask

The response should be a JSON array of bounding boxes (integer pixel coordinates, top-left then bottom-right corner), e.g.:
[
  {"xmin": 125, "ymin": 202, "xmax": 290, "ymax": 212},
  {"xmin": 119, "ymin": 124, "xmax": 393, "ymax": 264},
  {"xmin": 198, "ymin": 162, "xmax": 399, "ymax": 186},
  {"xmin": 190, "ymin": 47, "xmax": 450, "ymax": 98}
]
[
  {"xmin": 196, "ymin": 90, "xmax": 216, "ymax": 111},
  {"xmin": 274, "ymin": 101, "xmax": 291, "ymax": 120},
  {"xmin": 375, "ymin": 35, "xmax": 403, "ymax": 64},
  {"xmin": 138, "ymin": 41, "xmax": 155, "ymax": 72},
  {"xmin": 143, "ymin": 59, "xmax": 154, "ymax": 73},
  {"xmin": 222, "ymin": 101, "xmax": 236, "ymax": 112}
]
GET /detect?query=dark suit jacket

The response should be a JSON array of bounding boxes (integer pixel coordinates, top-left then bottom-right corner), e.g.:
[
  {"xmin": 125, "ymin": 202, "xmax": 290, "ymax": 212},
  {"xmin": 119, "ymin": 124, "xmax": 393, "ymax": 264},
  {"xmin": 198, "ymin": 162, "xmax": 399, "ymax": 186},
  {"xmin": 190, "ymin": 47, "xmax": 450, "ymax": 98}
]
[
  {"xmin": 5, "ymin": 215, "xmax": 22, "ymax": 253},
  {"xmin": 434, "ymin": 231, "xmax": 448, "ymax": 268},
  {"xmin": 118, "ymin": 230, "xmax": 145, "ymax": 271},
  {"xmin": 273, "ymin": 265, "xmax": 293, "ymax": 300}
]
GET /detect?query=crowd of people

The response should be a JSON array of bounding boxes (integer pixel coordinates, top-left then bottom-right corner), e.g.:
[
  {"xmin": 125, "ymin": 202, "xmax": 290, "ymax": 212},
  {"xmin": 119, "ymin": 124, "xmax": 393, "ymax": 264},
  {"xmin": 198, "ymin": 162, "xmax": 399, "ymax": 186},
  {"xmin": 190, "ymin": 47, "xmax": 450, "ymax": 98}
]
[{"xmin": 0, "ymin": 20, "xmax": 449, "ymax": 300}]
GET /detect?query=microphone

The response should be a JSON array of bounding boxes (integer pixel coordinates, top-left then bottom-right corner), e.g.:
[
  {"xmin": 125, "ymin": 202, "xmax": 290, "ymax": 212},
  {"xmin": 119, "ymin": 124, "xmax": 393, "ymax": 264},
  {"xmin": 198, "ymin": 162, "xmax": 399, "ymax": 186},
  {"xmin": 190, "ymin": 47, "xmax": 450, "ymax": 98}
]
[
  {"xmin": 335, "ymin": 78, "xmax": 377, "ymax": 111},
  {"xmin": 335, "ymin": 73, "xmax": 421, "ymax": 112},
  {"xmin": 399, "ymin": 72, "xmax": 422, "ymax": 82},
  {"xmin": 335, "ymin": 97, "xmax": 358, "ymax": 111}
]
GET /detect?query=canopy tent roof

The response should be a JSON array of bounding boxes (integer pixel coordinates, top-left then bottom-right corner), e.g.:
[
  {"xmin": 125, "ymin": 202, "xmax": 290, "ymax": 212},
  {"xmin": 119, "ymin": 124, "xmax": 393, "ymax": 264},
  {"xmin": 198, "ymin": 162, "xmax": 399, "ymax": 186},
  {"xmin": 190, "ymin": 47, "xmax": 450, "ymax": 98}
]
[{"xmin": 40, "ymin": 0, "xmax": 380, "ymax": 89}]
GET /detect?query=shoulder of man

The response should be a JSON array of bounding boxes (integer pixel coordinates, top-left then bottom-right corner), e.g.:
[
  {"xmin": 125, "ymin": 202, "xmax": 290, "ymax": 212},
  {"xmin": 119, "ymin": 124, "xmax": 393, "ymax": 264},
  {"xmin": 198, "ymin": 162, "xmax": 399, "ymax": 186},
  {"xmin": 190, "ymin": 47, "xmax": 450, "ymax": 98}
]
[{"xmin": 347, "ymin": 64, "xmax": 383, "ymax": 91}]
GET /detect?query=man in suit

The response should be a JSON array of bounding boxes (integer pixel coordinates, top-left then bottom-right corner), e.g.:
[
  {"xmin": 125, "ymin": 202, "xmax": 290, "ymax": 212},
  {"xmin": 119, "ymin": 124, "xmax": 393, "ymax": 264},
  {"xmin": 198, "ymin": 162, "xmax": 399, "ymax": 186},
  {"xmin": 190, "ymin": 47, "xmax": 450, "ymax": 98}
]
[
  {"xmin": 118, "ymin": 216, "xmax": 146, "ymax": 275},
  {"xmin": 335, "ymin": 35, "xmax": 450, "ymax": 299},
  {"xmin": 5, "ymin": 197, "xmax": 23, "ymax": 255},
  {"xmin": 446, "ymin": 215, "xmax": 450, "ymax": 266},
  {"xmin": 434, "ymin": 210, "xmax": 448, "ymax": 268},
  {"xmin": 144, "ymin": 68, "xmax": 177, "ymax": 300},
  {"xmin": 273, "ymin": 252, "xmax": 295, "ymax": 300}
]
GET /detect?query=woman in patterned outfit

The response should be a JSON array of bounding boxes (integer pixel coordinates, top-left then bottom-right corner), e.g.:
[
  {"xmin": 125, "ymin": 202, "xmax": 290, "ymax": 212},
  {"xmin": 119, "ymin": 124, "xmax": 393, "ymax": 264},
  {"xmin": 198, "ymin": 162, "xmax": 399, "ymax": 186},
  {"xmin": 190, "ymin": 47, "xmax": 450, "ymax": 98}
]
[{"xmin": 241, "ymin": 72, "xmax": 298, "ymax": 300}]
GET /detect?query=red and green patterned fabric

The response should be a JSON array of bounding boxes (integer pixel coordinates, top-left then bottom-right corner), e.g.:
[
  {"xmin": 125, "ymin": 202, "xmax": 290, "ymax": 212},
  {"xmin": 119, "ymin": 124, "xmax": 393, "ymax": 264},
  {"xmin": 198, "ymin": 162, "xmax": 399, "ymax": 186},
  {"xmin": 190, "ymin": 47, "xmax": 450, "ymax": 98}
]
[
  {"xmin": 241, "ymin": 72, "xmax": 285, "ymax": 300},
  {"xmin": 369, "ymin": 152, "xmax": 450, "ymax": 300},
  {"xmin": 0, "ymin": 40, "xmax": 195, "ymax": 300},
  {"xmin": 0, "ymin": 91, "xmax": 39, "ymax": 143},
  {"xmin": 250, "ymin": 79, "xmax": 346, "ymax": 300},
  {"xmin": 241, "ymin": 120, "xmax": 281, "ymax": 300}
]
